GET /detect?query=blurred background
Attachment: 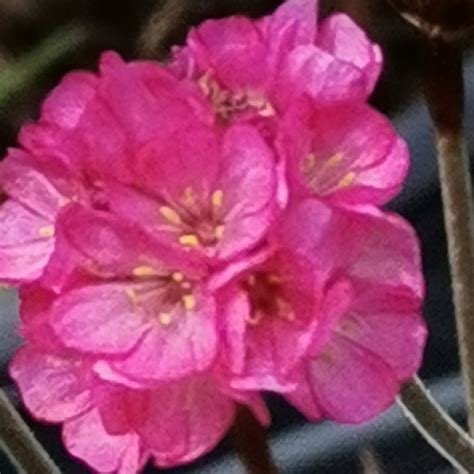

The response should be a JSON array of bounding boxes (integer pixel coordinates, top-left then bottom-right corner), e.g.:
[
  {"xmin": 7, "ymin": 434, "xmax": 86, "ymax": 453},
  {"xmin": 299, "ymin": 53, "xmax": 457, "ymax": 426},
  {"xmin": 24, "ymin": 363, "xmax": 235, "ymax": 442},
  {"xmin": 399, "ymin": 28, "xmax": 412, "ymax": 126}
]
[{"xmin": 0, "ymin": 0, "xmax": 471, "ymax": 472}]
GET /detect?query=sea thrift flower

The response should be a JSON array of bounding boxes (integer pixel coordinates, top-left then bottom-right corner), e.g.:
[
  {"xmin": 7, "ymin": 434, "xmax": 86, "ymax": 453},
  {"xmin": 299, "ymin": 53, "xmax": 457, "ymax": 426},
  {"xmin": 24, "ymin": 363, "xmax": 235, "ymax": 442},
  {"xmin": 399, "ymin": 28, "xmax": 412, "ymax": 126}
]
[
  {"xmin": 278, "ymin": 200, "xmax": 427, "ymax": 423},
  {"xmin": 277, "ymin": 98, "xmax": 409, "ymax": 206},
  {"xmin": 172, "ymin": 0, "xmax": 382, "ymax": 124}
]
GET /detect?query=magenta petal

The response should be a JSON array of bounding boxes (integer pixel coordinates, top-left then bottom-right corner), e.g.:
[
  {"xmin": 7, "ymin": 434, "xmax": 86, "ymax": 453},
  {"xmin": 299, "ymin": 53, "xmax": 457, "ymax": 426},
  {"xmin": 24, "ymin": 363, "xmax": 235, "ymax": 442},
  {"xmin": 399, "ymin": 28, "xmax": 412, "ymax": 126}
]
[
  {"xmin": 216, "ymin": 125, "xmax": 277, "ymax": 260},
  {"xmin": 50, "ymin": 284, "xmax": 151, "ymax": 354},
  {"xmin": 140, "ymin": 377, "xmax": 235, "ymax": 467},
  {"xmin": 63, "ymin": 409, "xmax": 140, "ymax": 474},
  {"xmin": 188, "ymin": 17, "xmax": 267, "ymax": 90},
  {"xmin": 340, "ymin": 301, "xmax": 427, "ymax": 381},
  {"xmin": 304, "ymin": 335, "xmax": 398, "ymax": 423},
  {"xmin": 317, "ymin": 14, "xmax": 382, "ymax": 98},
  {"xmin": 9, "ymin": 347, "xmax": 92, "ymax": 423},
  {"xmin": 41, "ymin": 71, "xmax": 98, "ymax": 129},
  {"xmin": 112, "ymin": 293, "xmax": 217, "ymax": 381}
]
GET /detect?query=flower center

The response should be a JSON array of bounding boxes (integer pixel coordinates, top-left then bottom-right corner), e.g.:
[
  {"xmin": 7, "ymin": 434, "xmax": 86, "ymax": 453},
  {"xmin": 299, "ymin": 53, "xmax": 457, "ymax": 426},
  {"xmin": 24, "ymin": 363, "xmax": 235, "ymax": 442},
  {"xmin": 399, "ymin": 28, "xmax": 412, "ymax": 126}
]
[
  {"xmin": 198, "ymin": 73, "xmax": 275, "ymax": 122},
  {"xmin": 126, "ymin": 268, "xmax": 196, "ymax": 326},
  {"xmin": 241, "ymin": 271, "xmax": 294, "ymax": 326},
  {"xmin": 159, "ymin": 187, "xmax": 226, "ymax": 252}
]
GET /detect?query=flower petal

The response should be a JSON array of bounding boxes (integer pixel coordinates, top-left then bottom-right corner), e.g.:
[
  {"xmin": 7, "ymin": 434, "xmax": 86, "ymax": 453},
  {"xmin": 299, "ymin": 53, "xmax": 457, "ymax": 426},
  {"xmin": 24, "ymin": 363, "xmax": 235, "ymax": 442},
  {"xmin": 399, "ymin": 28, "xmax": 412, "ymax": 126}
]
[
  {"xmin": 112, "ymin": 293, "xmax": 217, "ymax": 381},
  {"xmin": 63, "ymin": 409, "xmax": 140, "ymax": 474},
  {"xmin": 292, "ymin": 334, "xmax": 398, "ymax": 423},
  {"xmin": 50, "ymin": 283, "xmax": 151, "ymax": 355},
  {"xmin": 9, "ymin": 347, "xmax": 92, "ymax": 423}
]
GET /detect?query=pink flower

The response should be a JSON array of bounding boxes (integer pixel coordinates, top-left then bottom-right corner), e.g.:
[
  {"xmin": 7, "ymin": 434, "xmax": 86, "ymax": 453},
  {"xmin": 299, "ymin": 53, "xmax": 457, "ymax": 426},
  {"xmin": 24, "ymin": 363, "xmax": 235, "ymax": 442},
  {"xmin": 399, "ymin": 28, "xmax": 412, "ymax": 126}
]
[
  {"xmin": 277, "ymin": 200, "xmax": 427, "ymax": 423},
  {"xmin": 172, "ymin": 0, "xmax": 382, "ymax": 124},
  {"xmin": 277, "ymin": 98, "xmax": 409, "ymax": 206},
  {"xmin": 10, "ymin": 286, "xmax": 269, "ymax": 473}
]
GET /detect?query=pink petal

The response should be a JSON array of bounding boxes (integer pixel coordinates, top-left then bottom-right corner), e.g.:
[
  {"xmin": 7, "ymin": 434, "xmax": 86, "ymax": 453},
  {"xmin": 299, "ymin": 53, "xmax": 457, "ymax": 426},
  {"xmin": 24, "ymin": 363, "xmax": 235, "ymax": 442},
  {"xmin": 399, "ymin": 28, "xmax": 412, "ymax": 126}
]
[
  {"xmin": 63, "ymin": 408, "xmax": 140, "ymax": 474},
  {"xmin": 0, "ymin": 200, "xmax": 54, "ymax": 282},
  {"xmin": 0, "ymin": 149, "xmax": 64, "ymax": 219},
  {"xmin": 284, "ymin": 103, "xmax": 409, "ymax": 206},
  {"xmin": 317, "ymin": 14, "xmax": 382, "ymax": 98},
  {"xmin": 50, "ymin": 283, "xmax": 151, "ymax": 355},
  {"xmin": 140, "ymin": 376, "xmax": 235, "ymax": 467},
  {"xmin": 9, "ymin": 347, "xmax": 92, "ymax": 423},
  {"xmin": 216, "ymin": 125, "xmax": 277, "ymax": 260},
  {"xmin": 41, "ymin": 71, "xmax": 98, "ymax": 129},
  {"xmin": 112, "ymin": 292, "xmax": 217, "ymax": 381},
  {"xmin": 339, "ymin": 295, "xmax": 427, "ymax": 380},
  {"xmin": 187, "ymin": 17, "xmax": 267, "ymax": 90},
  {"xmin": 294, "ymin": 334, "xmax": 398, "ymax": 423}
]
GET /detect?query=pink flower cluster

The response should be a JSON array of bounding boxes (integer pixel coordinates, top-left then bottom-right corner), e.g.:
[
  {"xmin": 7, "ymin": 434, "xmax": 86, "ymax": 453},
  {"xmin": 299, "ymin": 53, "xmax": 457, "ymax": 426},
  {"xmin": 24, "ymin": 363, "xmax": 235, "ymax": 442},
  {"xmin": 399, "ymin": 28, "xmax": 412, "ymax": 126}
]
[{"xmin": 2, "ymin": 0, "xmax": 427, "ymax": 472}]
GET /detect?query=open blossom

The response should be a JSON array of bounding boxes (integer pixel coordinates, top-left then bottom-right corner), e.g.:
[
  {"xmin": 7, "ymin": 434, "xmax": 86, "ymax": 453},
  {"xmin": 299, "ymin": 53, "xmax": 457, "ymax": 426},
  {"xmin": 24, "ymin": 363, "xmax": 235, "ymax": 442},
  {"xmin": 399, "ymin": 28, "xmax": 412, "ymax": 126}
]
[
  {"xmin": 172, "ymin": 0, "xmax": 381, "ymax": 124},
  {"xmin": 10, "ymin": 298, "xmax": 269, "ymax": 474},
  {"xmin": 279, "ymin": 200, "xmax": 427, "ymax": 423}
]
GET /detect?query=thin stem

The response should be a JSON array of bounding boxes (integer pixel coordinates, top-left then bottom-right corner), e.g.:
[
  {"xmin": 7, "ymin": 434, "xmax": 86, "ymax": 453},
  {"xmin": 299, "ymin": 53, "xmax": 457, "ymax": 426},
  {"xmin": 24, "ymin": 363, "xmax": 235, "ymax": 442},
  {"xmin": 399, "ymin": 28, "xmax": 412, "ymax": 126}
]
[
  {"xmin": 0, "ymin": 389, "xmax": 61, "ymax": 474},
  {"xmin": 0, "ymin": 23, "xmax": 89, "ymax": 107},
  {"xmin": 421, "ymin": 39, "xmax": 474, "ymax": 435},
  {"xmin": 233, "ymin": 406, "xmax": 278, "ymax": 474},
  {"xmin": 398, "ymin": 377, "xmax": 474, "ymax": 473},
  {"xmin": 137, "ymin": 0, "xmax": 187, "ymax": 59}
]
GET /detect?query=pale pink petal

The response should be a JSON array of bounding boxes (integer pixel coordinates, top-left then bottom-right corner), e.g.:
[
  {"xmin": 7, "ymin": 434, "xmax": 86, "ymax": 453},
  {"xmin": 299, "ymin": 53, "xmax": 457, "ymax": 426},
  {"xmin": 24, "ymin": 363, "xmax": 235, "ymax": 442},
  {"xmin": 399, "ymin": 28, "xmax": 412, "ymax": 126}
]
[
  {"xmin": 317, "ymin": 14, "xmax": 382, "ymax": 97},
  {"xmin": 112, "ymin": 293, "xmax": 217, "ymax": 381},
  {"xmin": 9, "ymin": 347, "xmax": 92, "ymax": 423},
  {"xmin": 0, "ymin": 200, "xmax": 54, "ymax": 282},
  {"xmin": 293, "ymin": 335, "xmax": 398, "ymax": 423},
  {"xmin": 50, "ymin": 283, "xmax": 151, "ymax": 355},
  {"xmin": 63, "ymin": 409, "xmax": 140, "ymax": 474}
]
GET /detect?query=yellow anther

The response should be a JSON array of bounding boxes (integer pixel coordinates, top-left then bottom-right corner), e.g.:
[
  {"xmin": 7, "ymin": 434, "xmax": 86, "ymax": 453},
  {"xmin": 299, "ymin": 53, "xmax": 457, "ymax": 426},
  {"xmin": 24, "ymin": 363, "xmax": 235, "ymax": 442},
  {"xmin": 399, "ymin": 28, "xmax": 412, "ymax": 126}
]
[
  {"xmin": 159, "ymin": 313, "xmax": 172, "ymax": 326},
  {"xmin": 182, "ymin": 294, "xmax": 196, "ymax": 311},
  {"xmin": 179, "ymin": 234, "xmax": 200, "ymax": 247},
  {"xmin": 172, "ymin": 272, "xmax": 184, "ymax": 282},
  {"xmin": 338, "ymin": 172, "xmax": 356, "ymax": 189},
  {"xmin": 215, "ymin": 225, "xmax": 225, "ymax": 241},
  {"xmin": 159, "ymin": 206, "xmax": 181, "ymax": 226},
  {"xmin": 38, "ymin": 225, "xmax": 54, "ymax": 238},
  {"xmin": 258, "ymin": 101, "xmax": 276, "ymax": 118},
  {"xmin": 325, "ymin": 152, "xmax": 343, "ymax": 168},
  {"xmin": 211, "ymin": 189, "xmax": 224, "ymax": 208},
  {"xmin": 125, "ymin": 288, "xmax": 138, "ymax": 304},
  {"xmin": 132, "ymin": 266, "xmax": 156, "ymax": 277}
]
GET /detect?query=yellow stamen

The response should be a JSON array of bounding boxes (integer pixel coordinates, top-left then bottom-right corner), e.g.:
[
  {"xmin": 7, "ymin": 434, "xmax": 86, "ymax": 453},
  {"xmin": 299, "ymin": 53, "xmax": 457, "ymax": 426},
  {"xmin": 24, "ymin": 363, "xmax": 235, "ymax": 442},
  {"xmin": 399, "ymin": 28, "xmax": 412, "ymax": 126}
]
[
  {"xmin": 38, "ymin": 225, "xmax": 54, "ymax": 238},
  {"xmin": 325, "ymin": 152, "xmax": 343, "ymax": 168},
  {"xmin": 179, "ymin": 234, "xmax": 200, "ymax": 247},
  {"xmin": 172, "ymin": 272, "xmax": 184, "ymax": 282},
  {"xmin": 132, "ymin": 266, "xmax": 156, "ymax": 277},
  {"xmin": 182, "ymin": 294, "xmax": 196, "ymax": 311},
  {"xmin": 338, "ymin": 172, "xmax": 356, "ymax": 189},
  {"xmin": 125, "ymin": 288, "xmax": 138, "ymax": 304},
  {"xmin": 159, "ymin": 206, "xmax": 181, "ymax": 226},
  {"xmin": 258, "ymin": 101, "xmax": 276, "ymax": 118},
  {"xmin": 159, "ymin": 313, "xmax": 172, "ymax": 326},
  {"xmin": 211, "ymin": 189, "xmax": 224, "ymax": 208},
  {"xmin": 215, "ymin": 225, "xmax": 225, "ymax": 240}
]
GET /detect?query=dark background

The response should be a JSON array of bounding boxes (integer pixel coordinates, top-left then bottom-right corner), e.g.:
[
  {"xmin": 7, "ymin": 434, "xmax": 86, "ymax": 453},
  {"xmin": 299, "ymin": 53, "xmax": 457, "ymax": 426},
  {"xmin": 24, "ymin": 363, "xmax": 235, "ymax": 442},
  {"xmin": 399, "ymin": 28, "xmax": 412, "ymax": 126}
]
[{"xmin": 0, "ymin": 0, "xmax": 470, "ymax": 472}]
